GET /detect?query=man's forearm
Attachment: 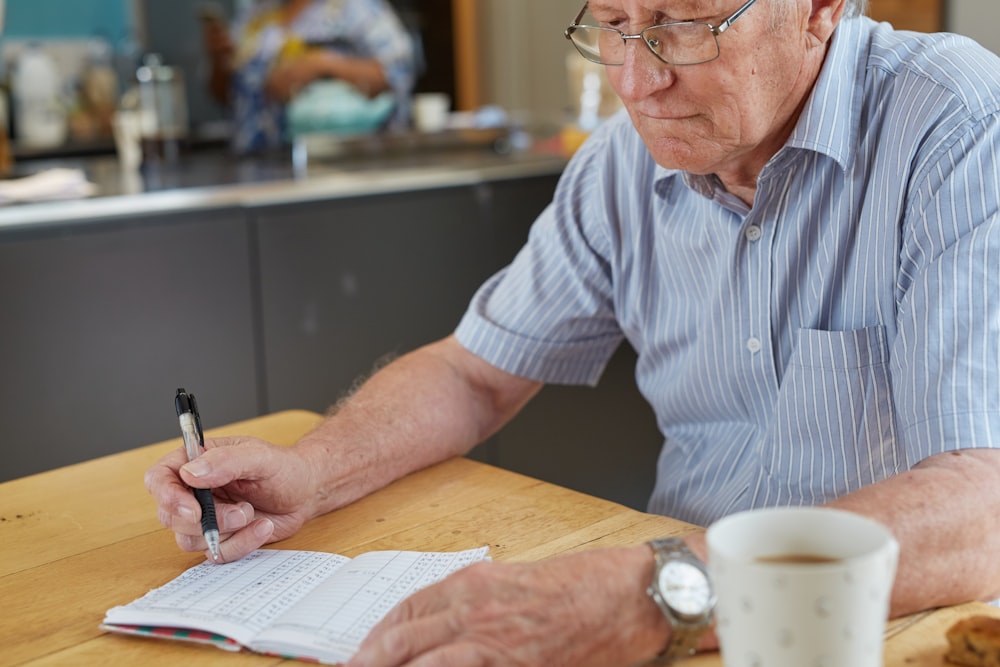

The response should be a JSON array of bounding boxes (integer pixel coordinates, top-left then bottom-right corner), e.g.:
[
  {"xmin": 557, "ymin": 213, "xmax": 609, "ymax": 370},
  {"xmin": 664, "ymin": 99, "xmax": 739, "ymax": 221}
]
[
  {"xmin": 825, "ymin": 448, "xmax": 1000, "ymax": 616},
  {"xmin": 292, "ymin": 335, "xmax": 541, "ymax": 520}
]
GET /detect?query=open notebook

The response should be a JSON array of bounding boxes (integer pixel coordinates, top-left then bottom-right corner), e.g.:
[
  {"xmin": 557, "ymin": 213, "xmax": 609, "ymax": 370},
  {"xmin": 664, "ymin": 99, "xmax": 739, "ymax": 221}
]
[{"xmin": 101, "ymin": 546, "xmax": 489, "ymax": 664}]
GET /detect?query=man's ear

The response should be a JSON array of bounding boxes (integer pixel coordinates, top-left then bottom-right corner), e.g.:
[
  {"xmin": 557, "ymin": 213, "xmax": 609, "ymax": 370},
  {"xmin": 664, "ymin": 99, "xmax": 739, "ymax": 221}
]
[{"xmin": 808, "ymin": 0, "xmax": 846, "ymax": 44}]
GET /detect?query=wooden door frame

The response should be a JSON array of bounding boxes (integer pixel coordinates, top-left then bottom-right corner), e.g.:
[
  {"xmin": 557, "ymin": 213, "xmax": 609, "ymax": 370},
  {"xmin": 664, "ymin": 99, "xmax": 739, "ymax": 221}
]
[{"xmin": 451, "ymin": 0, "xmax": 480, "ymax": 110}]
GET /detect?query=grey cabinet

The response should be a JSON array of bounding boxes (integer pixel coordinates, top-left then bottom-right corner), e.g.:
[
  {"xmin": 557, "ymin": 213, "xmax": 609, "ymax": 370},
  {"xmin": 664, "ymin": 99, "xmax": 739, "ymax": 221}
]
[
  {"xmin": 251, "ymin": 174, "xmax": 575, "ymax": 414},
  {"xmin": 0, "ymin": 209, "xmax": 259, "ymax": 480},
  {"xmin": 252, "ymin": 184, "xmax": 492, "ymax": 415}
]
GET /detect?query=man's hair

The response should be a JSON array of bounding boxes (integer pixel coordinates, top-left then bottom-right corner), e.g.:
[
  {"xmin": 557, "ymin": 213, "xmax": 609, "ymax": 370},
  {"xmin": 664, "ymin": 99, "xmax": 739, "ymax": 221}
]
[
  {"xmin": 844, "ymin": 0, "xmax": 869, "ymax": 18},
  {"xmin": 768, "ymin": 0, "xmax": 869, "ymax": 29}
]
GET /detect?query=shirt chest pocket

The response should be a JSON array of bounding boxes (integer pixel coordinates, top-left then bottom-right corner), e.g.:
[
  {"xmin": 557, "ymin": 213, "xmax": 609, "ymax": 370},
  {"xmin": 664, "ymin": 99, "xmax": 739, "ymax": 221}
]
[{"xmin": 760, "ymin": 326, "xmax": 901, "ymax": 505}]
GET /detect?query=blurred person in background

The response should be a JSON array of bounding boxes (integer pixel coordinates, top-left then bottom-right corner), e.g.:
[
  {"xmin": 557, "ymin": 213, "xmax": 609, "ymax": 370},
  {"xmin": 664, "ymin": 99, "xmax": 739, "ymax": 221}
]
[{"xmin": 202, "ymin": 0, "xmax": 416, "ymax": 153}]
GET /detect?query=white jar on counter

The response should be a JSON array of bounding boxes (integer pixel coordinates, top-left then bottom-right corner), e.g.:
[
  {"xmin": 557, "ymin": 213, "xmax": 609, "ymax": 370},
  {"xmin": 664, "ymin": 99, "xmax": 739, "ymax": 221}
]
[{"xmin": 12, "ymin": 44, "xmax": 67, "ymax": 149}]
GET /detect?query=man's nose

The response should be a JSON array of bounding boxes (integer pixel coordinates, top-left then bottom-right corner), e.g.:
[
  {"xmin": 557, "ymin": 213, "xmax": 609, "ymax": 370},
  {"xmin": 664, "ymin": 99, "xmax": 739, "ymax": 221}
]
[{"xmin": 613, "ymin": 39, "xmax": 676, "ymax": 101}]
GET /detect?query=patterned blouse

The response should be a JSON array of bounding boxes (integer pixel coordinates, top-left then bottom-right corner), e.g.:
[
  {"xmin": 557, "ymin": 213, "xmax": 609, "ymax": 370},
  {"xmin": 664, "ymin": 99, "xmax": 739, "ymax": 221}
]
[{"xmin": 229, "ymin": 0, "xmax": 416, "ymax": 153}]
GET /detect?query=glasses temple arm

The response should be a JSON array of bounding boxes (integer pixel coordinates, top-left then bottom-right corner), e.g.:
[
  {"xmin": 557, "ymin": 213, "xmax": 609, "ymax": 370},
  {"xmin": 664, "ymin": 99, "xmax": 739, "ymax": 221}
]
[{"xmin": 714, "ymin": 0, "xmax": 758, "ymax": 34}]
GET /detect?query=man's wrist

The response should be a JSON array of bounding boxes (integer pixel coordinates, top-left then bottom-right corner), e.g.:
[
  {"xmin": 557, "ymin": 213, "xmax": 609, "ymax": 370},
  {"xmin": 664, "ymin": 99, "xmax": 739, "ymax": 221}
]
[
  {"xmin": 622, "ymin": 545, "xmax": 679, "ymax": 660},
  {"xmin": 643, "ymin": 535, "xmax": 715, "ymax": 663},
  {"xmin": 293, "ymin": 419, "xmax": 385, "ymax": 519},
  {"xmin": 291, "ymin": 435, "xmax": 339, "ymax": 519}
]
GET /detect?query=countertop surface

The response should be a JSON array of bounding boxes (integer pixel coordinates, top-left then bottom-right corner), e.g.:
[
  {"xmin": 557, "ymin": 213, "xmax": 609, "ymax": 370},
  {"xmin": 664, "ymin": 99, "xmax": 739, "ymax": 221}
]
[{"xmin": 0, "ymin": 140, "xmax": 568, "ymax": 232}]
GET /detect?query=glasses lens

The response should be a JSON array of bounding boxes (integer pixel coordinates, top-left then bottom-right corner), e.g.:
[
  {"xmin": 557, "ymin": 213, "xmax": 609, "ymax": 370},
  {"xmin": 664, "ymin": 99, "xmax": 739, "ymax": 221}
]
[
  {"xmin": 567, "ymin": 26, "xmax": 623, "ymax": 65},
  {"xmin": 643, "ymin": 23, "xmax": 720, "ymax": 65}
]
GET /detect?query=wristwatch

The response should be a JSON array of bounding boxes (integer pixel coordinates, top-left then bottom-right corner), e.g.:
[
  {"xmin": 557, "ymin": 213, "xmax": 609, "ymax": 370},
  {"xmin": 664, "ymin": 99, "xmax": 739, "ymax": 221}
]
[{"xmin": 644, "ymin": 537, "xmax": 716, "ymax": 664}]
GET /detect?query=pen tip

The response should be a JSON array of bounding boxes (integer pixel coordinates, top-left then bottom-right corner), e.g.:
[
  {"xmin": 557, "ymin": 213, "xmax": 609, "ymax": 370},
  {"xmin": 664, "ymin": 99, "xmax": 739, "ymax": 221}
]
[{"xmin": 205, "ymin": 530, "xmax": 221, "ymax": 562}]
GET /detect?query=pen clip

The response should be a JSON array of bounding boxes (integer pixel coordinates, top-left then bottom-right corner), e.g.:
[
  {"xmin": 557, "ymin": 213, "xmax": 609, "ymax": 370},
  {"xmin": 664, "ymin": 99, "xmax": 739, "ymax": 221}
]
[
  {"xmin": 190, "ymin": 392, "xmax": 205, "ymax": 448},
  {"xmin": 175, "ymin": 387, "xmax": 205, "ymax": 449}
]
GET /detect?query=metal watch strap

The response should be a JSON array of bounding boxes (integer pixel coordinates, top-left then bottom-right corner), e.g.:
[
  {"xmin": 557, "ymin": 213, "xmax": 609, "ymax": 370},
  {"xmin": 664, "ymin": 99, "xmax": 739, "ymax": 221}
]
[
  {"xmin": 647, "ymin": 625, "xmax": 702, "ymax": 665},
  {"xmin": 645, "ymin": 537, "xmax": 712, "ymax": 665}
]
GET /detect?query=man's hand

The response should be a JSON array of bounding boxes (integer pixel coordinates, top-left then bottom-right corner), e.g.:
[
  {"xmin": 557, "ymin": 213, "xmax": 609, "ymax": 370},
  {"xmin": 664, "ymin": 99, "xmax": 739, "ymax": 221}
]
[
  {"xmin": 346, "ymin": 546, "xmax": 674, "ymax": 667},
  {"xmin": 144, "ymin": 436, "xmax": 319, "ymax": 562}
]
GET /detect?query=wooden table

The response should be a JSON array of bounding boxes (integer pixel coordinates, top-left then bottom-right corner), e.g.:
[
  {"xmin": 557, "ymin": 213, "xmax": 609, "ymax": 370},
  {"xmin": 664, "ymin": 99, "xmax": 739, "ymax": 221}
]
[{"xmin": 2, "ymin": 409, "xmax": 996, "ymax": 666}]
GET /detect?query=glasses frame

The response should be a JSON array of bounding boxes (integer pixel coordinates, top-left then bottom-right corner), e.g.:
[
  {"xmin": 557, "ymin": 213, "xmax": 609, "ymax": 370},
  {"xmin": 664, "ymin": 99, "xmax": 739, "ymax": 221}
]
[{"xmin": 564, "ymin": 0, "xmax": 760, "ymax": 66}]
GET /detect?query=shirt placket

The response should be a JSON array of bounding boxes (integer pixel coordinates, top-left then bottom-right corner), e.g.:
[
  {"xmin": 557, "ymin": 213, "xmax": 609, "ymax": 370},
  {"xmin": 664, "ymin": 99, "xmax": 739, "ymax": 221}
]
[{"xmin": 733, "ymin": 205, "xmax": 780, "ymax": 427}]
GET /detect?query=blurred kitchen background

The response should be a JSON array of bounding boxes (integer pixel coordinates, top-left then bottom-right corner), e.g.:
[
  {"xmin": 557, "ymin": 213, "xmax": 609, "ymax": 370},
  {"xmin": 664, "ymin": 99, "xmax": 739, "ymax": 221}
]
[
  {"xmin": 0, "ymin": 0, "xmax": 463, "ymax": 158},
  {"xmin": 0, "ymin": 0, "xmax": 996, "ymax": 161}
]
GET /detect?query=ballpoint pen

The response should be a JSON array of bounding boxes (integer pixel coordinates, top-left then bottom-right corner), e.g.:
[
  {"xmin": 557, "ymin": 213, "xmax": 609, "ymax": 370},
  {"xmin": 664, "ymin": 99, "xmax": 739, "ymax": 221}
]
[{"xmin": 174, "ymin": 388, "xmax": 221, "ymax": 561}]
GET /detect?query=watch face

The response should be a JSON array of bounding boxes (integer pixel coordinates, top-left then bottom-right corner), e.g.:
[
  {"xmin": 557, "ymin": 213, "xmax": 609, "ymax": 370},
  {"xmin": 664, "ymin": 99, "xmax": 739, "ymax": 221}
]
[{"xmin": 658, "ymin": 560, "xmax": 712, "ymax": 618}]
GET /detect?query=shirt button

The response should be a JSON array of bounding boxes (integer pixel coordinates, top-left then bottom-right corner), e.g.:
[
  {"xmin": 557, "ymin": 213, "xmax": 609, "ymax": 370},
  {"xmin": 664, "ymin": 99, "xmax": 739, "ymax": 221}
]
[
  {"xmin": 746, "ymin": 337, "xmax": 762, "ymax": 354},
  {"xmin": 745, "ymin": 225, "xmax": 762, "ymax": 242}
]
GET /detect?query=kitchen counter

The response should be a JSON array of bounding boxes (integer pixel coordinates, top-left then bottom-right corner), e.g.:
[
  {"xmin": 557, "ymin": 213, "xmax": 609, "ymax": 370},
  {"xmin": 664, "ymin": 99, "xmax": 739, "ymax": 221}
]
[{"xmin": 0, "ymin": 143, "xmax": 568, "ymax": 232}]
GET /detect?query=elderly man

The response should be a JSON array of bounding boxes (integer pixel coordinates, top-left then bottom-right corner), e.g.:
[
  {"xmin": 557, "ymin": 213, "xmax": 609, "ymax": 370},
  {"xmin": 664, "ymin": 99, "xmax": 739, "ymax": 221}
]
[{"xmin": 147, "ymin": 0, "xmax": 1000, "ymax": 664}]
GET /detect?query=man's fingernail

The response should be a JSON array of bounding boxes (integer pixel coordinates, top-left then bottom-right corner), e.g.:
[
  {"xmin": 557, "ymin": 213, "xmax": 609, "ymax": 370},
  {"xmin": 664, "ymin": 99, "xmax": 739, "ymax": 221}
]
[
  {"xmin": 177, "ymin": 504, "xmax": 196, "ymax": 520},
  {"xmin": 254, "ymin": 518, "xmax": 274, "ymax": 538},
  {"xmin": 224, "ymin": 505, "xmax": 249, "ymax": 527},
  {"xmin": 184, "ymin": 460, "xmax": 211, "ymax": 477}
]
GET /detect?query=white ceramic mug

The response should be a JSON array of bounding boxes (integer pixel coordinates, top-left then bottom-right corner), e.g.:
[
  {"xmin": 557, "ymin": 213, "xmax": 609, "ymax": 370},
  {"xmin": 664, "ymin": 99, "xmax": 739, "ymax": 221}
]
[
  {"xmin": 413, "ymin": 93, "xmax": 451, "ymax": 132},
  {"xmin": 707, "ymin": 507, "xmax": 899, "ymax": 667}
]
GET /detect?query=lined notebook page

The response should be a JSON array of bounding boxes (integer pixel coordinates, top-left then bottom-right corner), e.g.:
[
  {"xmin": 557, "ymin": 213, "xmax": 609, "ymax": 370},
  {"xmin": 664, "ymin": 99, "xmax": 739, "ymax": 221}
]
[
  {"xmin": 102, "ymin": 547, "xmax": 490, "ymax": 663},
  {"xmin": 103, "ymin": 550, "xmax": 349, "ymax": 646},
  {"xmin": 252, "ymin": 548, "xmax": 490, "ymax": 662}
]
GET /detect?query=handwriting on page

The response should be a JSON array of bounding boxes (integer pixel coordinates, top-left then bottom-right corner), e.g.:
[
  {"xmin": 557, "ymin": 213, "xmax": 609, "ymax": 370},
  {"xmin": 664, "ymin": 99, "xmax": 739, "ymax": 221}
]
[
  {"xmin": 265, "ymin": 548, "xmax": 487, "ymax": 645},
  {"xmin": 127, "ymin": 550, "xmax": 349, "ymax": 634}
]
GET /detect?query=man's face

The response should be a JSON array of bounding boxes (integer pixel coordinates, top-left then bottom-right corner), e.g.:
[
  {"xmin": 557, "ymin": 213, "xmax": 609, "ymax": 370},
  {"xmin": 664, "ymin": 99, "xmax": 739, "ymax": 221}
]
[{"xmin": 592, "ymin": 0, "xmax": 818, "ymax": 178}]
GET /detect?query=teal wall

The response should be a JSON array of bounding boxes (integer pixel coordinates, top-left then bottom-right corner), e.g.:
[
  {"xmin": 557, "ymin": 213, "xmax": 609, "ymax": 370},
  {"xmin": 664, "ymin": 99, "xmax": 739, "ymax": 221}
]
[{"xmin": 4, "ymin": 0, "xmax": 133, "ymax": 43}]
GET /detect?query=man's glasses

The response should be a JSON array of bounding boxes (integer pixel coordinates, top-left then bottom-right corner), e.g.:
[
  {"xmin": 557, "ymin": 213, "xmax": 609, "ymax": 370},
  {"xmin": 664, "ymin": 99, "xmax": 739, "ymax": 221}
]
[{"xmin": 564, "ymin": 0, "xmax": 759, "ymax": 66}]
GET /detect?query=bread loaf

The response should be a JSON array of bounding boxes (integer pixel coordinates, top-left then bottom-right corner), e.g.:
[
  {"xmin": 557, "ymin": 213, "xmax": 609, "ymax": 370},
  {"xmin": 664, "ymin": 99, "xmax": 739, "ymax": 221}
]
[{"xmin": 945, "ymin": 615, "xmax": 1000, "ymax": 667}]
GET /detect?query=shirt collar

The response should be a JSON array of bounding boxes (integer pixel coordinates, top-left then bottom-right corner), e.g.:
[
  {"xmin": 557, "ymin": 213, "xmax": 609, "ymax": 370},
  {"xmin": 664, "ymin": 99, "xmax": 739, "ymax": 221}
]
[{"xmin": 783, "ymin": 17, "xmax": 868, "ymax": 172}]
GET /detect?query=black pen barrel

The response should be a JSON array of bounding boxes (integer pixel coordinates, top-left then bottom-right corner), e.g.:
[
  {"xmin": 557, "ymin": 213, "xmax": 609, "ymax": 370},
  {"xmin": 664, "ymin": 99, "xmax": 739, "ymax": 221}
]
[{"xmin": 193, "ymin": 487, "xmax": 218, "ymax": 533}]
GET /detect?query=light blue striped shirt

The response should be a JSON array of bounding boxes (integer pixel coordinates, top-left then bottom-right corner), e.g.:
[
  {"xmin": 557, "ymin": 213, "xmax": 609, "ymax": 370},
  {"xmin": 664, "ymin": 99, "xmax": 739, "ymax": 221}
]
[{"xmin": 455, "ymin": 17, "xmax": 1000, "ymax": 526}]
